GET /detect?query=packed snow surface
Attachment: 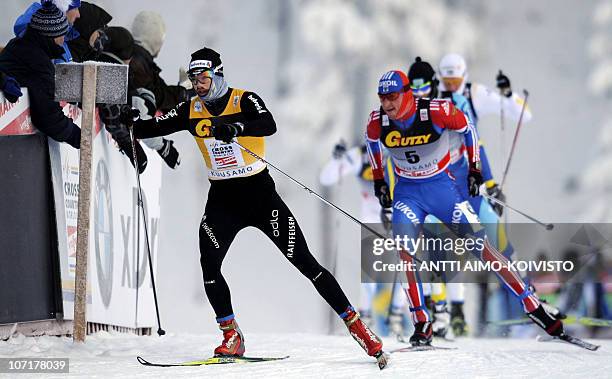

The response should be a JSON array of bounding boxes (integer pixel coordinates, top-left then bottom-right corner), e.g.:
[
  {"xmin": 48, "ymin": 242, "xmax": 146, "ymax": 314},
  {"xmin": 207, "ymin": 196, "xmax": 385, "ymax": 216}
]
[{"xmin": 1, "ymin": 331, "xmax": 610, "ymax": 378}]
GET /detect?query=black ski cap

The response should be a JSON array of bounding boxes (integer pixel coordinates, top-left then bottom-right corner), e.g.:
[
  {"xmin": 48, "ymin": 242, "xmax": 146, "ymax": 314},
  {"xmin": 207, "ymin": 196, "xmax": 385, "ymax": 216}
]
[
  {"xmin": 407, "ymin": 56, "xmax": 436, "ymax": 83},
  {"xmin": 103, "ymin": 26, "xmax": 134, "ymax": 60},
  {"xmin": 189, "ymin": 47, "xmax": 223, "ymax": 77}
]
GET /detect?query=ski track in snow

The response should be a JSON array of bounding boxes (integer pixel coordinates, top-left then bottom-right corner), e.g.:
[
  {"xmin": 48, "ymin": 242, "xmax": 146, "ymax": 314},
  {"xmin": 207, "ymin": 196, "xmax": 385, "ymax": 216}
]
[{"xmin": 0, "ymin": 332, "xmax": 610, "ymax": 378}]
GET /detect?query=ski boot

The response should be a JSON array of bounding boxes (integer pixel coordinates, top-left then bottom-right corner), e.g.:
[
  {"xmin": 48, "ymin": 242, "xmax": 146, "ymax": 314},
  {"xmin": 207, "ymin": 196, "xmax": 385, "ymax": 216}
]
[
  {"xmin": 527, "ymin": 304, "xmax": 564, "ymax": 337},
  {"xmin": 343, "ymin": 307, "xmax": 388, "ymax": 369},
  {"xmin": 541, "ymin": 300, "xmax": 566, "ymax": 320},
  {"xmin": 451, "ymin": 302, "xmax": 468, "ymax": 337},
  {"xmin": 432, "ymin": 302, "xmax": 450, "ymax": 338},
  {"xmin": 214, "ymin": 318, "xmax": 245, "ymax": 357},
  {"xmin": 409, "ymin": 321, "xmax": 433, "ymax": 346}
]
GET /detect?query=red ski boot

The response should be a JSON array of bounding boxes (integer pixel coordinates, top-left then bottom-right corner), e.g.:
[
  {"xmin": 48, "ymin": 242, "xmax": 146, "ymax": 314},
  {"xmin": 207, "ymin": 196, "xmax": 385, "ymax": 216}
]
[
  {"xmin": 214, "ymin": 318, "xmax": 245, "ymax": 357},
  {"xmin": 342, "ymin": 307, "xmax": 388, "ymax": 369}
]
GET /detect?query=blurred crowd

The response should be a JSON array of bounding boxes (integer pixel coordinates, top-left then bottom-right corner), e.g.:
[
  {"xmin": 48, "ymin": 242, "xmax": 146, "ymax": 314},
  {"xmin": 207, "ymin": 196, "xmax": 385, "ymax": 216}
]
[{"xmin": 0, "ymin": 0, "xmax": 191, "ymax": 172}]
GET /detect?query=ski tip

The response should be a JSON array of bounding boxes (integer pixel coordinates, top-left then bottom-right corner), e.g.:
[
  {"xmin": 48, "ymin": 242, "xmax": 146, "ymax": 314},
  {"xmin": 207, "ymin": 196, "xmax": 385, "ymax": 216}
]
[
  {"xmin": 375, "ymin": 351, "xmax": 389, "ymax": 370},
  {"xmin": 538, "ymin": 334, "xmax": 602, "ymax": 351},
  {"xmin": 136, "ymin": 356, "xmax": 150, "ymax": 365}
]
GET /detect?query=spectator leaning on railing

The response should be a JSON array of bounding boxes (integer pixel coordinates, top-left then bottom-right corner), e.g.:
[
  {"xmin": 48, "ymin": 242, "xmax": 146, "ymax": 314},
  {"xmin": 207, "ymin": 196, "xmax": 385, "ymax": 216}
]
[
  {"xmin": 0, "ymin": 1, "xmax": 81, "ymax": 148},
  {"xmin": 96, "ymin": 26, "xmax": 181, "ymax": 172},
  {"xmin": 95, "ymin": 26, "xmax": 149, "ymax": 173},
  {"xmin": 13, "ymin": 0, "xmax": 81, "ymax": 64}
]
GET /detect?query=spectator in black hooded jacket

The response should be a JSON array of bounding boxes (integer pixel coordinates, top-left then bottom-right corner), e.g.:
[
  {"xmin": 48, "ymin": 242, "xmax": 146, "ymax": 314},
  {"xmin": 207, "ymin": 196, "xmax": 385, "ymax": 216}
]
[
  {"xmin": 0, "ymin": 1, "xmax": 81, "ymax": 148},
  {"xmin": 67, "ymin": 1, "xmax": 112, "ymax": 62},
  {"xmin": 96, "ymin": 26, "xmax": 181, "ymax": 171},
  {"xmin": 95, "ymin": 26, "xmax": 148, "ymax": 173}
]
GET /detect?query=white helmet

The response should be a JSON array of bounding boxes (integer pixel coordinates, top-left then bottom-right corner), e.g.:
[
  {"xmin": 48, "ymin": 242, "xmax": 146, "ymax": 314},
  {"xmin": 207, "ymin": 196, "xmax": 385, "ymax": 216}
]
[
  {"xmin": 438, "ymin": 53, "xmax": 467, "ymax": 78},
  {"xmin": 438, "ymin": 53, "xmax": 468, "ymax": 93}
]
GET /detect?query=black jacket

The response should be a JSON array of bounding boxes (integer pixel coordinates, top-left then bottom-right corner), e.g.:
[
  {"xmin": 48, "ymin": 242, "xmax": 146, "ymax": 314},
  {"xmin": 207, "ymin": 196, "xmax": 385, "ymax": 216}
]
[
  {"xmin": 67, "ymin": 1, "xmax": 112, "ymax": 63},
  {"xmin": 0, "ymin": 28, "xmax": 81, "ymax": 148},
  {"xmin": 133, "ymin": 88, "xmax": 276, "ymax": 139},
  {"xmin": 130, "ymin": 44, "xmax": 188, "ymax": 113}
]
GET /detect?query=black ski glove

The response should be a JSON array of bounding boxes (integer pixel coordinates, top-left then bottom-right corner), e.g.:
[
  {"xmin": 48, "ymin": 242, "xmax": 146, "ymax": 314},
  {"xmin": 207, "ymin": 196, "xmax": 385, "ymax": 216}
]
[
  {"xmin": 486, "ymin": 183, "xmax": 505, "ymax": 216},
  {"xmin": 374, "ymin": 179, "xmax": 392, "ymax": 208},
  {"xmin": 332, "ymin": 140, "xmax": 347, "ymax": 159},
  {"xmin": 113, "ymin": 133, "xmax": 148, "ymax": 174},
  {"xmin": 99, "ymin": 104, "xmax": 138, "ymax": 126},
  {"xmin": 496, "ymin": 70, "xmax": 512, "ymax": 97},
  {"xmin": 213, "ymin": 122, "xmax": 243, "ymax": 143},
  {"xmin": 157, "ymin": 138, "xmax": 180, "ymax": 169},
  {"xmin": 467, "ymin": 163, "xmax": 483, "ymax": 197}
]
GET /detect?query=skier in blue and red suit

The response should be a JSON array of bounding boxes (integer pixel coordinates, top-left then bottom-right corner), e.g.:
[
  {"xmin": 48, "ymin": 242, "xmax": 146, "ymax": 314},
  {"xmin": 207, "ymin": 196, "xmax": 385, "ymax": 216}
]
[{"xmin": 365, "ymin": 70, "xmax": 564, "ymax": 346}]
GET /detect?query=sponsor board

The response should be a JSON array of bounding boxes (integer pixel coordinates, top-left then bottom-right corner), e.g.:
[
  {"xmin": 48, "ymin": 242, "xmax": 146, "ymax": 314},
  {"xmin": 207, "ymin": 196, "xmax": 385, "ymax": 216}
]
[{"xmin": 1, "ymin": 97, "xmax": 162, "ymax": 328}]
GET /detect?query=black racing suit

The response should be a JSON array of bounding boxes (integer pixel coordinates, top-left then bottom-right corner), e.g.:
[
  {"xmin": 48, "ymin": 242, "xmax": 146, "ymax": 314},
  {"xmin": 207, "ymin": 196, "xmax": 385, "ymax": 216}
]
[{"xmin": 133, "ymin": 88, "xmax": 351, "ymax": 319}]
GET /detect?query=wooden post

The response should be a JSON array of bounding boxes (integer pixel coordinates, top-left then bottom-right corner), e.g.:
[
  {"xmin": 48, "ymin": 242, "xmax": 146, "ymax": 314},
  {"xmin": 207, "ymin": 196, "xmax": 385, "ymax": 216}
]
[
  {"xmin": 73, "ymin": 63, "xmax": 97, "ymax": 343},
  {"xmin": 55, "ymin": 61, "xmax": 128, "ymax": 342}
]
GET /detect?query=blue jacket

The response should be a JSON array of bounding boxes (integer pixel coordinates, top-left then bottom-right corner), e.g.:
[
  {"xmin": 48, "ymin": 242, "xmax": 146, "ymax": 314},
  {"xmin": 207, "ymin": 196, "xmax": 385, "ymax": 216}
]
[{"xmin": 13, "ymin": 2, "xmax": 79, "ymax": 64}]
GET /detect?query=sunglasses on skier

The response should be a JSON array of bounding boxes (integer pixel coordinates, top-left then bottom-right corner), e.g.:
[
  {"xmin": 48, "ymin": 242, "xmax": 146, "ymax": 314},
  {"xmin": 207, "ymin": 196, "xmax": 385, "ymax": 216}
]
[
  {"xmin": 378, "ymin": 92, "xmax": 401, "ymax": 102},
  {"xmin": 410, "ymin": 81, "xmax": 432, "ymax": 97},
  {"xmin": 188, "ymin": 69, "xmax": 214, "ymax": 85}
]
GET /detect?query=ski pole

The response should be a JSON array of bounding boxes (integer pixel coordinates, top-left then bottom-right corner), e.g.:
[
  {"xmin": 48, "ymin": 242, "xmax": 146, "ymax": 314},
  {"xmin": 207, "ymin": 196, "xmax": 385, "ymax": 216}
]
[
  {"xmin": 128, "ymin": 123, "xmax": 166, "ymax": 336},
  {"xmin": 384, "ymin": 270, "xmax": 400, "ymax": 327},
  {"xmin": 327, "ymin": 143, "xmax": 344, "ymax": 334},
  {"xmin": 498, "ymin": 70, "xmax": 506, "ymax": 216},
  {"xmin": 234, "ymin": 141, "xmax": 390, "ymax": 241},
  {"xmin": 233, "ymin": 140, "xmax": 434, "ymax": 268},
  {"xmin": 499, "ymin": 70, "xmax": 506, "ymax": 134},
  {"xmin": 480, "ymin": 192, "xmax": 553, "ymax": 230},
  {"xmin": 499, "ymin": 89, "xmax": 529, "ymax": 191}
]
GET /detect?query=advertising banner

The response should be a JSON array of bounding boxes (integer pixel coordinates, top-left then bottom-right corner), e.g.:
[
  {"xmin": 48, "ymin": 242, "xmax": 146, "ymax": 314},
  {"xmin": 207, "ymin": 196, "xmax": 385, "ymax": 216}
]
[{"xmin": 1, "ymin": 92, "xmax": 160, "ymax": 329}]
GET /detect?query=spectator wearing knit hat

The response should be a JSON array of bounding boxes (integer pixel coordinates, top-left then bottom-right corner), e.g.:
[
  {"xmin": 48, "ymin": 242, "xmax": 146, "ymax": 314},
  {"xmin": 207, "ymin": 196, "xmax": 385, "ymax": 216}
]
[
  {"xmin": 0, "ymin": 1, "xmax": 81, "ymax": 148},
  {"xmin": 13, "ymin": 0, "xmax": 81, "ymax": 63}
]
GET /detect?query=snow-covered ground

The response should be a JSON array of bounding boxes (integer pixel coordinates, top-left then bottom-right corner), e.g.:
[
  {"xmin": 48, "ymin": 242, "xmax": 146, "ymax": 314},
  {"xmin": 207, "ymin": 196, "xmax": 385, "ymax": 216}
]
[{"xmin": 1, "ymin": 332, "xmax": 610, "ymax": 378}]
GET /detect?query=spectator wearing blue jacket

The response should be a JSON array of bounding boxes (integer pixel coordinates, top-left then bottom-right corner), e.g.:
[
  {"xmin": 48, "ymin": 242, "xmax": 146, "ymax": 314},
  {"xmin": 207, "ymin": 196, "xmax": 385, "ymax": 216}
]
[
  {"xmin": 13, "ymin": 0, "xmax": 81, "ymax": 64},
  {"xmin": 0, "ymin": 1, "xmax": 81, "ymax": 148}
]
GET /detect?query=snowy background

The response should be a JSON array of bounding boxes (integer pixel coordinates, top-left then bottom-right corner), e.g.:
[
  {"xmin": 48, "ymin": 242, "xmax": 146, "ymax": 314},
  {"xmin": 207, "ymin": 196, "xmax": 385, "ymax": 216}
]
[{"xmin": 1, "ymin": 0, "xmax": 610, "ymax": 337}]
